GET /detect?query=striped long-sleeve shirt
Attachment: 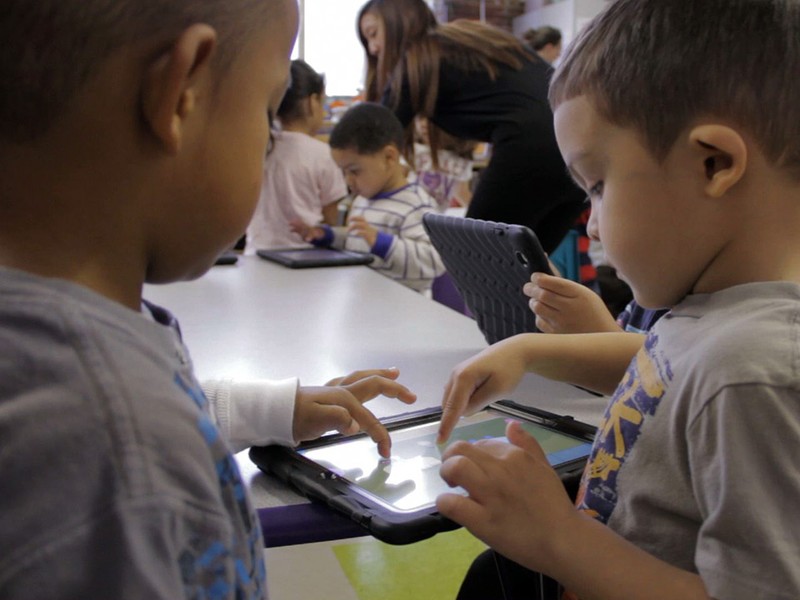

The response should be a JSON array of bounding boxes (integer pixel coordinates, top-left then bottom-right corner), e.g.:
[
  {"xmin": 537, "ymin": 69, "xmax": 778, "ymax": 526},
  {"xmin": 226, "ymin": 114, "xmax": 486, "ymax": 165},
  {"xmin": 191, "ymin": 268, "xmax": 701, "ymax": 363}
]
[{"xmin": 314, "ymin": 183, "xmax": 446, "ymax": 293}]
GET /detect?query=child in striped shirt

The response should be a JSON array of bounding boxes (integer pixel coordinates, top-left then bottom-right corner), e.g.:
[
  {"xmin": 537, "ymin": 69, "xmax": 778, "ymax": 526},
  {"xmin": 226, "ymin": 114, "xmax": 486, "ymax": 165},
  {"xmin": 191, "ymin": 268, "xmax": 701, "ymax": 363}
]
[{"xmin": 291, "ymin": 102, "xmax": 445, "ymax": 293}]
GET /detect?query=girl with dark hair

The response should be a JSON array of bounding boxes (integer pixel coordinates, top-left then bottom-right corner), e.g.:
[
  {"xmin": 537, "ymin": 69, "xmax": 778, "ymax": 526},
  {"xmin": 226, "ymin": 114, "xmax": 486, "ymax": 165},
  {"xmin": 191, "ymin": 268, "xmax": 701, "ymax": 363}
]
[
  {"xmin": 246, "ymin": 59, "xmax": 348, "ymax": 252},
  {"xmin": 357, "ymin": 0, "xmax": 585, "ymax": 253}
]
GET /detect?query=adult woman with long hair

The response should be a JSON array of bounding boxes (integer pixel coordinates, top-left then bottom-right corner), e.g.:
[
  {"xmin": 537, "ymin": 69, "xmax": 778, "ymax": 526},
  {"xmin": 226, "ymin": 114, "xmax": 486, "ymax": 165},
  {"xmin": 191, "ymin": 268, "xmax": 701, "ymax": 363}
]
[{"xmin": 357, "ymin": 0, "xmax": 584, "ymax": 253}]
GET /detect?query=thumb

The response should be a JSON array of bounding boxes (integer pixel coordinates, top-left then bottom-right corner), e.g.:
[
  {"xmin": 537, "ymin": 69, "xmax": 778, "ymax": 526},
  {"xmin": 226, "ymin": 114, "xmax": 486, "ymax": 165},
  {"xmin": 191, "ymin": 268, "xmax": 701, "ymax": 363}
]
[{"xmin": 505, "ymin": 421, "xmax": 547, "ymax": 461}]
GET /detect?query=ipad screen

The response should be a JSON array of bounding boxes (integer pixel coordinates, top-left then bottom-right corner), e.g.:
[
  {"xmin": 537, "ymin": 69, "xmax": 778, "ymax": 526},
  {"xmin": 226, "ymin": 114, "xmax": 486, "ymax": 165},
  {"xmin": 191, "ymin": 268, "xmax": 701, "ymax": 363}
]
[{"xmin": 298, "ymin": 410, "xmax": 592, "ymax": 513}]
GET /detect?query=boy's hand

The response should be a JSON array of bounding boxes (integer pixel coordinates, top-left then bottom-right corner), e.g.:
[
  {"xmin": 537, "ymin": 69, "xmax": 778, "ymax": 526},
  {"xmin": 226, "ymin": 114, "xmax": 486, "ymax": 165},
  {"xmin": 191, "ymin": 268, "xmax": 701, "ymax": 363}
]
[
  {"xmin": 437, "ymin": 421, "xmax": 579, "ymax": 573},
  {"xmin": 347, "ymin": 216, "xmax": 378, "ymax": 248},
  {"xmin": 524, "ymin": 272, "xmax": 620, "ymax": 334},
  {"xmin": 437, "ymin": 337, "xmax": 529, "ymax": 443},
  {"xmin": 293, "ymin": 367, "xmax": 416, "ymax": 458},
  {"xmin": 289, "ymin": 219, "xmax": 326, "ymax": 243}
]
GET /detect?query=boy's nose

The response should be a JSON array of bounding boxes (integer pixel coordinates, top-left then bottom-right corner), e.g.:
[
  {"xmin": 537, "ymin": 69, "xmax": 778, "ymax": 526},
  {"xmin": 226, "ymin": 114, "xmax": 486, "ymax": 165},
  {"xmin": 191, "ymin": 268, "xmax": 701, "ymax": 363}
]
[{"xmin": 586, "ymin": 206, "xmax": 600, "ymax": 241}]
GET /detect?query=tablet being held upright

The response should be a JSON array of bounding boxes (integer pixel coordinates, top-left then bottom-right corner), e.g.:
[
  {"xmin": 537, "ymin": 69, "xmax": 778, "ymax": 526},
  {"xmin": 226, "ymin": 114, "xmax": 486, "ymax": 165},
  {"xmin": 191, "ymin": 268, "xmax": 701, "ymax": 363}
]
[{"xmin": 423, "ymin": 213, "xmax": 553, "ymax": 344}]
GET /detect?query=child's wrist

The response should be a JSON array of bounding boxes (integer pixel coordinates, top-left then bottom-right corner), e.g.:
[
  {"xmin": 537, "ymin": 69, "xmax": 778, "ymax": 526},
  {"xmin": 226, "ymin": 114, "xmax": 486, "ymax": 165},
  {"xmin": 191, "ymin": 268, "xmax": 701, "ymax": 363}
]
[
  {"xmin": 310, "ymin": 225, "xmax": 334, "ymax": 247},
  {"xmin": 371, "ymin": 231, "xmax": 393, "ymax": 258}
]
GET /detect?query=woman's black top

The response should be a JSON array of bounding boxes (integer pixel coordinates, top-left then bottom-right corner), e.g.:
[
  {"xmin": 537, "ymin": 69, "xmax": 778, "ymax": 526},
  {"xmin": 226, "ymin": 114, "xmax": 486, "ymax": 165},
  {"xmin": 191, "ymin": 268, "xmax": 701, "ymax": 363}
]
[{"xmin": 388, "ymin": 52, "xmax": 585, "ymax": 253}]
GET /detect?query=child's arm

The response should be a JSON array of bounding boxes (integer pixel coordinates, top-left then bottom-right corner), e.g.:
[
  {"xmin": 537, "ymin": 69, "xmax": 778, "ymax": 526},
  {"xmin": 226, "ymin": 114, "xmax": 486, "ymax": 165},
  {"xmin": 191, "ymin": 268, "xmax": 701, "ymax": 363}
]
[
  {"xmin": 289, "ymin": 219, "xmax": 328, "ymax": 244},
  {"xmin": 321, "ymin": 198, "xmax": 344, "ymax": 226},
  {"xmin": 289, "ymin": 219, "xmax": 350, "ymax": 249},
  {"xmin": 437, "ymin": 332, "xmax": 644, "ymax": 443},
  {"xmin": 203, "ymin": 368, "xmax": 416, "ymax": 457},
  {"xmin": 350, "ymin": 210, "xmax": 445, "ymax": 286},
  {"xmin": 436, "ymin": 422, "xmax": 710, "ymax": 600},
  {"xmin": 524, "ymin": 272, "xmax": 621, "ymax": 334}
]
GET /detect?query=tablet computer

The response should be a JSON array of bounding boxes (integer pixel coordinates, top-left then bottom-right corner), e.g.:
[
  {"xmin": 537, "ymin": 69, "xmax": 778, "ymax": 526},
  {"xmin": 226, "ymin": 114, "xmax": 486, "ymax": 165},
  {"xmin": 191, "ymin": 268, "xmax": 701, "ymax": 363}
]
[
  {"xmin": 256, "ymin": 247, "xmax": 374, "ymax": 269},
  {"xmin": 249, "ymin": 400, "xmax": 595, "ymax": 545},
  {"xmin": 422, "ymin": 213, "xmax": 553, "ymax": 344}
]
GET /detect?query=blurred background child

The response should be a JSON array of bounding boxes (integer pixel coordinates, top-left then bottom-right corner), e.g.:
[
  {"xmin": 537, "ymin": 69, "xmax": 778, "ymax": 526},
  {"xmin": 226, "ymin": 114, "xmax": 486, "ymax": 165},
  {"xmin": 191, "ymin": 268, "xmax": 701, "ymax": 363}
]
[
  {"xmin": 292, "ymin": 102, "xmax": 445, "ymax": 293},
  {"xmin": 412, "ymin": 116, "xmax": 476, "ymax": 211},
  {"xmin": 245, "ymin": 59, "xmax": 347, "ymax": 252}
]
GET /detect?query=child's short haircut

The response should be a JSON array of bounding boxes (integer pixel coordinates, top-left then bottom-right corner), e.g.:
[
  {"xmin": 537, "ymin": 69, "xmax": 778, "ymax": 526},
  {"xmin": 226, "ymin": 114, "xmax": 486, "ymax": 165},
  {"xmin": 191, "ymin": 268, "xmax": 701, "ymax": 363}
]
[
  {"xmin": 0, "ymin": 0, "xmax": 285, "ymax": 144},
  {"xmin": 549, "ymin": 0, "xmax": 800, "ymax": 179},
  {"xmin": 329, "ymin": 102, "xmax": 405, "ymax": 155}
]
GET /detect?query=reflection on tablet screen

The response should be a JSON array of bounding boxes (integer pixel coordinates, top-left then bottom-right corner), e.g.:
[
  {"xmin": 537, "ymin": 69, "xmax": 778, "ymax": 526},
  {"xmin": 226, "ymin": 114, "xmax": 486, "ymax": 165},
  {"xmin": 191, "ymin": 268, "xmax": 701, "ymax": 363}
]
[{"xmin": 299, "ymin": 411, "xmax": 592, "ymax": 513}]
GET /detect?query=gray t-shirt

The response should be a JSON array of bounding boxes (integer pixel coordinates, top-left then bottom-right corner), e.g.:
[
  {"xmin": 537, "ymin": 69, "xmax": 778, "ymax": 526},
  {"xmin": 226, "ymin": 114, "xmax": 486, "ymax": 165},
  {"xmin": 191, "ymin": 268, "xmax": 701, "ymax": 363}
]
[
  {"xmin": 577, "ymin": 282, "xmax": 800, "ymax": 599},
  {"xmin": 0, "ymin": 268, "xmax": 266, "ymax": 599}
]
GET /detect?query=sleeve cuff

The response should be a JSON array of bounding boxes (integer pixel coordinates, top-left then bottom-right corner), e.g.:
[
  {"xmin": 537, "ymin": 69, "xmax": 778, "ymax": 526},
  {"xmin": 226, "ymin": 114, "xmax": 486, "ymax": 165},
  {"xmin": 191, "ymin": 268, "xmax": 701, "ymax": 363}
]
[
  {"xmin": 203, "ymin": 377, "xmax": 299, "ymax": 452},
  {"xmin": 372, "ymin": 231, "xmax": 394, "ymax": 259},
  {"xmin": 311, "ymin": 226, "xmax": 334, "ymax": 247}
]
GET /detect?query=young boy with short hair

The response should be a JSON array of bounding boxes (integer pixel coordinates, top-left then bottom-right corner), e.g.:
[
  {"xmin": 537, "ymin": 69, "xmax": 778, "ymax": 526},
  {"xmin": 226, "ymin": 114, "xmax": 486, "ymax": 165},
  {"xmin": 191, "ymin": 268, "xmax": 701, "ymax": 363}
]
[
  {"xmin": 292, "ymin": 102, "xmax": 445, "ymax": 293},
  {"xmin": 0, "ymin": 1, "xmax": 416, "ymax": 597},
  {"xmin": 435, "ymin": 1, "xmax": 800, "ymax": 599}
]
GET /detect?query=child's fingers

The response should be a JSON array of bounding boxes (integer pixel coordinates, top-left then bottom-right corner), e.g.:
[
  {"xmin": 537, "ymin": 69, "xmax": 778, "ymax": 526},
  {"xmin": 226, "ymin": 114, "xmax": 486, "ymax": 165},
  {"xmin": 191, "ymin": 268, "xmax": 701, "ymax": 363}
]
[
  {"xmin": 326, "ymin": 367, "xmax": 400, "ymax": 386},
  {"xmin": 327, "ymin": 394, "xmax": 393, "ymax": 457},
  {"xmin": 346, "ymin": 376, "xmax": 417, "ymax": 405},
  {"xmin": 531, "ymin": 272, "xmax": 582, "ymax": 297},
  {"xmin": 439, "ymin": 442, "xmax": 498, "ymax": 503},
  {"xmin": 505, "ymin": 421, "xmax": 548, "ymax": 463},
  {"xmin": 438, "ymin": 373, "xmax": 486, "ymax": 444},
  {"xmin": 436, "ymin": 493, "xmax": 488, "ymax": 530}
]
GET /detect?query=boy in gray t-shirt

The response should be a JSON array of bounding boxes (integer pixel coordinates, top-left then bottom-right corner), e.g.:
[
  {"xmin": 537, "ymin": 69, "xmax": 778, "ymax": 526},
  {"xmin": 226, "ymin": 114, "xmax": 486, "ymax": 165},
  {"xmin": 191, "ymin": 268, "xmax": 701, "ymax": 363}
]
[
  {"xmin": 433, "ymin": 1, "xmax": 800, "ymax": 599},
  {"xmin": 0, "ymin": 1, "xmax": 415, "ymax": 598}
]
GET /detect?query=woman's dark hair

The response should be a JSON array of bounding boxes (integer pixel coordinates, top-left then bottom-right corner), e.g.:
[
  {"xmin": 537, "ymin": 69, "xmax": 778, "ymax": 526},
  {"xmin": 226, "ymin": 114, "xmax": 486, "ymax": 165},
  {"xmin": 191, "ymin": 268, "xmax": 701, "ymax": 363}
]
[
  {"xmin": 276, "ymin": 59, "xmax": 325, "ymax": 123},
  {"xmin": 524, "ymin": 26, "xmax": 562, "ymax": 51},
  {"xmin": 358, "ymin": 4, "xmax": 528, "ymax": 169},
  {"xmin": 358, "ymin": 0, "xmax": 437, "ymax": 103}
]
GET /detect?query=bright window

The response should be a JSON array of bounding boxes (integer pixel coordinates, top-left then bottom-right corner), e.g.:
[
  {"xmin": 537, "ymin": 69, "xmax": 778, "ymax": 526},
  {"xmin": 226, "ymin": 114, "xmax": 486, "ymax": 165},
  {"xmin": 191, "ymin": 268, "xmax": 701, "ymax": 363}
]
[
  {"xmin": 295, "ymin": 0, "xmax": 368, "ymax": 97},
  {"xmin": 295, "ymin": 0, "xmax": 435, "ymax": 97}
]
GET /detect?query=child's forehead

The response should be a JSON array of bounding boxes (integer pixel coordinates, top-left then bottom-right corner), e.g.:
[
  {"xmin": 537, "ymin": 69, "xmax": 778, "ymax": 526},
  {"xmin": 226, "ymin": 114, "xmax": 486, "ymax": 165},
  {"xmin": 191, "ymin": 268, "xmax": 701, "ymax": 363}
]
[
  {"xmin": 553, "ymin": 95, "xmax": 610, "ymax": 145},
  {"xmin": 332, "ymin": 146, "xmax": 385, "ymax": 165}
]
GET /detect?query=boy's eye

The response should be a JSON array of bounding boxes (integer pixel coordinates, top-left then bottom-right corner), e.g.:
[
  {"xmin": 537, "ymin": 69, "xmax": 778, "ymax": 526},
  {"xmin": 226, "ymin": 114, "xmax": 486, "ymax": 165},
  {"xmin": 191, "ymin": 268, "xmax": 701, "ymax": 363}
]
[{"xmin": 588, "ymin": 181, "xmax": 604, "ymax": 199}]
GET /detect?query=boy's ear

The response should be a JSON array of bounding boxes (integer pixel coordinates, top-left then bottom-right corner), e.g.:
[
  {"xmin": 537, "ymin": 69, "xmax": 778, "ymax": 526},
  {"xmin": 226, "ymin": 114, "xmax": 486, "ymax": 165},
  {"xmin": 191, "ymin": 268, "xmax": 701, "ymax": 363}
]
[
  {"xmin": 688, "ymin": 125, "xmax": 747, "ymax": 198},
  {"xmin": 140, "ymin": 24, "xmax": 218, "ymax": 155},
  {"xmin": 382, "ymin": 144, "xmax": 401, "ymax": 163}
]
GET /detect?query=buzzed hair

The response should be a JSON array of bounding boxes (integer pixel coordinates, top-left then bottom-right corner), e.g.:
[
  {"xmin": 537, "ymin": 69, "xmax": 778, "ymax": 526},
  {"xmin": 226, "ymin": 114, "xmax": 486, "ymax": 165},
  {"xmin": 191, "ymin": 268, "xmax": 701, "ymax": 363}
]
[
  {"xmin": 550, "ymin": 0, "xmax": 800, "ymax": 179},
  {"xmin": 329, "ymin": 102, "xmax": 405, "ymax": 155},
  {"xmin": 0, "ymin": 0, "xmax": 286, "ymax": 144}
]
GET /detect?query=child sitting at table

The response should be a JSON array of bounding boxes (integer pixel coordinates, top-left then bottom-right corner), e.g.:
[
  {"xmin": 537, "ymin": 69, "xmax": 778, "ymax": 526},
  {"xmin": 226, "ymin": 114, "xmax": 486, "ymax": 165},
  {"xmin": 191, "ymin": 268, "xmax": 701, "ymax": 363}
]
[
  {"xmin": 412, "ymin": 116, "xmax": 476, "ymax": 211},
  {"xmin": 0, "ymin": 1, "xmax": 417, "ymax": 597},
  {"xmin": 245, "ymin": 59, "xmax": 347, "ymax": 252},
  {"xmin": 291, "ymin": 102, "xmax": 445, "ymax": 293}
]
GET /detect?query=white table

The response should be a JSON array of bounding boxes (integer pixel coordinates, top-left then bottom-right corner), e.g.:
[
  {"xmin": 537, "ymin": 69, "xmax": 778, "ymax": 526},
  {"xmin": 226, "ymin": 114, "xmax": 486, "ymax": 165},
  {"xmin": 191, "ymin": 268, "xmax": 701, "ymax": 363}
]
[{"xmin": 145, "ymin": 256, "xmax": 605, "ymax": 507}]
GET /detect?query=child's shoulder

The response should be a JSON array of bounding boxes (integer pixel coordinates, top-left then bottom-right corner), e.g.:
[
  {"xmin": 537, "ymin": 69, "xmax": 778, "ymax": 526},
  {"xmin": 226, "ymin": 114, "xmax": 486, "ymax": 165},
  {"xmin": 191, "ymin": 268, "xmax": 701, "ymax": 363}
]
[
  {"xmin": 380, "ymin": 182, "xmax": 438, "ymax": 208},
  {"xmin": 274, "ymin": 129, "xmax": 331, "ymax": 156},
  {"xmin": 0, "ymin": 267, "xmax": 183, "ymax": 394},
  {"xmin": 662, "ymin": 281, "xmax": 800, "ymax": 390}
]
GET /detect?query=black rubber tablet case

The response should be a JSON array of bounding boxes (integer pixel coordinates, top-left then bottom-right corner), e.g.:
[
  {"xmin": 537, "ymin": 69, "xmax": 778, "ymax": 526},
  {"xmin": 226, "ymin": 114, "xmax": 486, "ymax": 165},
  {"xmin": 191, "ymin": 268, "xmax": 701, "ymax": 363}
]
[
  {"xmin": 248, "ymin": 402, "xmax": 595, "ymax": 545},
  {"xmin": 423, "ymin": 213, "xmax": 553, "ymax": 344},
  {"xmin": 249, "ymin": 408, "xmax": 459, "ymax": 546}
]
